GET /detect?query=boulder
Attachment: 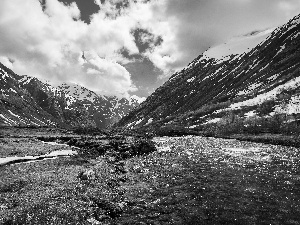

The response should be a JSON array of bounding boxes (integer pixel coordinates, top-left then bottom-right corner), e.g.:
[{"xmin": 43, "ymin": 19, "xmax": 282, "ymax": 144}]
[{"xmin": 77, "ymin": 169, "xmax": 96, "ymax": 181}]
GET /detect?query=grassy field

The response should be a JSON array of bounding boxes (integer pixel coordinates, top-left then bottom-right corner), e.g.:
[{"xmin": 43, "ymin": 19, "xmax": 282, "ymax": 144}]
[
  {"xmin": 1, "ymin": 127, "xmax": 300, "ymax": 224},
  {"xmin": 229, "ymin": 133, "xmax": 300, "ymax": 148},
  {"xmin": 0, "ymin": 127, "xmax": 155, "ymax": 224}
]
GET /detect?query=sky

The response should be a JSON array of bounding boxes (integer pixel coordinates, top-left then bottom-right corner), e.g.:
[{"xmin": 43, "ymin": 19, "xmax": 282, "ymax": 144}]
[{"xmin": 0, "ymin": 0, "xmax": 300, "ymax": 100}]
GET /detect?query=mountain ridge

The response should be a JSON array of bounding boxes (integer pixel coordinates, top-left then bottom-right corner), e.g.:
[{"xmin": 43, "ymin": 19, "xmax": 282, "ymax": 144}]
[
  {"xmin": 115, "ymin": 13, "xmax": 300, "ymax": 134},
  {"xmin": 56, "ymin": 82, "xmax": 140, "ymax": 128},
  {"xmin": 0, "ymin": 63, "xmax": 139, "ymax": 128}
]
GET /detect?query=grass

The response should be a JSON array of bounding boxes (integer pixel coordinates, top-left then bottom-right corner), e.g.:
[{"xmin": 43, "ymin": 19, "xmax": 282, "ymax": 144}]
[
  {"xmin": 116, "ymin": 136, "xmax": 300, "ymax": 224},
  {"xmin": 230, "ymin": 133, "xmax": 300, "ymax": 148},
  {"xmin": 0, "ymin": 154, "xmax": 124, "ymax": 224},
  {"xmin": 0, "ymin": 138, "xmax": 58, "ymax": 157},
  {"xmin": 1, "ymin": 127, "xmax": 300, "ymax": 224},
  {"xmin": 0, "ymin": 127, "xmax": 156, "ymax": 224}
]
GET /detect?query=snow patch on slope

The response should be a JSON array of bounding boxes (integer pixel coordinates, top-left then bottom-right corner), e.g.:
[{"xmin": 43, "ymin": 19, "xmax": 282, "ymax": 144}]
[
  {"xmin": 230, "ymin": 76, "xmax": 300, "ymax": 110},
  {"xmin": 202, "ymin": 118, "xmax": 222, "ymax": 125},
  {"xmin": 19, "ymin": 75, "xmax": 33, "ymax": 85},
  {"xmin": 0, "ymin": 68, "xmax": 10, "ymax": 80},
  {"xmin": 0, "ymin": 113, "xmax": 18, "ymax": 125},
  {"xmin": 203, "ymin": 28, "xmax": 275, "ymax": 60},
  {"xmin": 237, "ymin": 83, "xmax": 262, "ymax": 96},
  {"xmin": 8, "ymin": 110, "xmax": 20, "ymax": 118},
  {"xmin": 275, "ymin": 95, "xmax": 300, "ymax": 115},
  {"xmin": 130, "ymin": 95, "xmax": 146, "ymax": 104},
  {"xmin": 57, "ymin": 83, "xmax": 99, "ymax": 102},
  {"xmin": 187, "ymin": 77, "xmax": 195, "ymax": 83}
]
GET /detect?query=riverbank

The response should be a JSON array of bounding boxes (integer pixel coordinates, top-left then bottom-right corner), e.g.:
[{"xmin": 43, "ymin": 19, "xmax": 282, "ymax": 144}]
[
  {"xmin": 114, "ymin": 136, "xmax": 300, "ymax": 224},
  {"xmin": 1, "ymin": 127, "xmax": 300, "ymax": 224},
  {"xmin": 151, "ymin": 126, "xmax": 300, "ymax": 148},
  {"xmin": 228, "ymin": 133, "xmax": 300, "ymax": 148},
  {"xmin": 0, "ymin": 127, "xmax": 155, "ymax": 224}
]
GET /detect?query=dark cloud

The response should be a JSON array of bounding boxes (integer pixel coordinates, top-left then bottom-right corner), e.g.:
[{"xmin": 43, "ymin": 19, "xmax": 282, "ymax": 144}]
[
  {"xmin": 58, "ymin": 0, "xmax": 100, "ymax": 23},
  {"xmin": 124, "ymin": 57, "xmax": 164, "ymax": 97},
  {"xmin": 131, "ymin": 28, "xmax": 163, "ymax": 53},
  {"xmin": 39, "ymin": 0, "xmax": 46, "ymax": 11},
  {"xmin": 95, "ymin": 0, "xmax": 132, "ymax": 19},
  {"xmin": 119, "ymin": 48, "xmax": 143, "ymax": 61},
  {"xmin": 115, "ymin": 0, "xmax": 130, "ymax": 9}
]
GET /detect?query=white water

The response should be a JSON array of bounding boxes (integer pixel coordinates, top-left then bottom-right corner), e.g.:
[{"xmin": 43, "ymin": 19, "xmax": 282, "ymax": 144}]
[{"xmin": 0, "ymin": 143, "xmax": 78, "ymax": 166}]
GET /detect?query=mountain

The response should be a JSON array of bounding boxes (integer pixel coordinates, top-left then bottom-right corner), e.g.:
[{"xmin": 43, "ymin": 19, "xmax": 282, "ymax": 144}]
[
  {"xmin": 17, "ymin": 75, "xmax": 96, "ymax": 127},
  {"xmin": 0, "ymin": 64, "xmax": 55, "ymax": 127},
  {"xmin": 116, "ymin": 13, "xmax": 300, "ymax": 135},
  {"xmin": 0, "ymin": 64, "xmax": 95, "ymax": 127},
  {"xmin": 0, "ymin": 64, "xmax": 139, "ymax": 128},
  {"xmin": 56, "ymin": 83, "xmax": 139, "ymax": 128}
]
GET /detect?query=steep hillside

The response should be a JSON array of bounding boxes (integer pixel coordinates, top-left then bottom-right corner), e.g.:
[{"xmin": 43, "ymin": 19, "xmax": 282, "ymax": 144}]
[
  {"xmin": 0, "ymin": 63, "xmax": 95, "ymax": 127},
  {"xmin": 116, "ymin": 14, "xmax": 300, "ymax": 134},
  {"xmin": 0, "ymin": 63, "xmax": 139, "ymax": 128},
  {"xmin": 16, "ymin": 76, "xmax": 96, "ymax": 127},
  {"xmin": 0, "ymin": 64, "xmax": 55, "ymax": 126}
]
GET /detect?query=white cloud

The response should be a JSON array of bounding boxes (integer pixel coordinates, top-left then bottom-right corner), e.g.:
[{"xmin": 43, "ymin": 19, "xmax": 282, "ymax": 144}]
[
  {"xmin": 0, "ymin": 56, "xmax": 13, "ymax": 69},
  {"xmin": 80, "ymin": 51, "xmax": 137, "ymax": 96},
  {"xmin": 44, "ymin": 0, "xmax": 81, "ymax": 20},
  {"xmin": 0, "ymin": 0, "xmax": 300, "ymax": 97},
  {"xmin": 0, "ymin": 0, "xmax": 137, "ymax": 97},
  {"xmin": 130, "ymin": 95, "xmax": 146, "ymax": 103},
  {"xmin": 155, "ymin": 0, "xmax": 300, "ymax": 73},
  {"xmin": 277, "ymin": 0, "xmax": 300, "ymax": 18}
]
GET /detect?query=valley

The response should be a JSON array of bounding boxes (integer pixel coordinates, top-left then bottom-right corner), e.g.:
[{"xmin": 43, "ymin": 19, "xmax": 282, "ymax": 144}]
[
  {"xmin": 0, "ymin": 6, "xmax": 300, "ymax": 225},
  {"xmin": 116, "ymin": 13, "xmax": 300, "ymax": 141},
  {"xmin": 0, "ymin": 127, "xmax": 156, "ymax": 224},
  {"xmin": 1, "ymin": 127, "xmax": 300, "ymax": 224}
]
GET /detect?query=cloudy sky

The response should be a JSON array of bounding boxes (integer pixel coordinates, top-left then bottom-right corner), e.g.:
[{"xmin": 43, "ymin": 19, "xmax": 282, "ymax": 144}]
[{"xmin": 0, "ymin": 0, "xmax": 300, "ymax": 99}]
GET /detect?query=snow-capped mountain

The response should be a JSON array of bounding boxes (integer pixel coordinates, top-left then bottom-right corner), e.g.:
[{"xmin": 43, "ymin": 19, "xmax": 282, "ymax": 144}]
[
  {"xmin": 0, "ymin": 64, "xmax": 96, "ymax": 127},
  {"xmin": 116, "ymin": 13, "xmax": 300, "ymax": 133},
  {"xmin": 0, "ymin": 64, "xmax": 139, "ymax": 128},
  {"xmin": 56, "ymin": 83, "xmax": 139, "ymax": 128},
  {"xmin": 0, "ymin": 65, "xmax": 56, "ymax": 127}
]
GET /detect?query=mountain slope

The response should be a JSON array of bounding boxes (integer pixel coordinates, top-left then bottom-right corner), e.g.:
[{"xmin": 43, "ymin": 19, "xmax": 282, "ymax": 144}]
[
  {"xmin": 0, "ymin": 64, "xmax": 57, "ymax": 126},
  {"xmin": 116, "ymin": 14, "xmax": 300, "ymax": 133},
  {"xmin": 0, "ymin": 64, "xmax": 139, "ymax": 128},
  {"xmin": 16, "ymin": 75, "xmax": 96, "ymax": 127},
  {"xmin": 56, "ymin": 83, "xmax": 139, "ymax": 128}
]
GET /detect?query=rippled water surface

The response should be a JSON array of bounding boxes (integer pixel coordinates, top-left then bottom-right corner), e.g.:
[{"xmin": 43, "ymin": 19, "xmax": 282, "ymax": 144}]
[{"xmin": 118, "ymin": 136, "xmax": 300, "ymax": 224}]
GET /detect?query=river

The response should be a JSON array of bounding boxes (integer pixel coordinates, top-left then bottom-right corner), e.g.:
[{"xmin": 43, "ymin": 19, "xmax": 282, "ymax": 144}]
[
  {"xmin": 0, "ymin": 141, "xmax": 77, "ymax": 166},
  {"xmin": 117, "ymin": 136, "xmax": 300, "ymax": 224}
]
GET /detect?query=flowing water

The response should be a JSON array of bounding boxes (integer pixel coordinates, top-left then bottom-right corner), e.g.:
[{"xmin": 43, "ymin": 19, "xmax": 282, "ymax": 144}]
[
  {"xmin": 117, "ymin": 136, "xmax": 300, "ymax": 225},
  {"xmin": 0, "ymin": 141, "xmax": 77, "ymax": 166}
]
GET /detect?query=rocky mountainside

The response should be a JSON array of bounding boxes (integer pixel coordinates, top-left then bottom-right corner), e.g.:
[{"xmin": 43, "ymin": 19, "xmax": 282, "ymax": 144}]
[
  {"xmin": 0, "ymin": 64, "xmax": 95, "ymax": 127},
  {"xmin": 0, "ymin": 64, "xmax": 55, "ymax": 127},
  {"xmin": 56, "ymin": 83, "xmax": 139, "ymax": 128},
  {"xmin": 0, "ymin": 64, "xmax": 139, "ymax": 128},
  {"xmin": 116, "ymin": 14, "xmax": 300, "ymax": 134}
]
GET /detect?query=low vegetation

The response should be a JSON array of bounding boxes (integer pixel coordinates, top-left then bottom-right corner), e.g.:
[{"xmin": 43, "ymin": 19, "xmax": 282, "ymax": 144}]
[
  {"xmin": 0, "ymin": 127, "xmax": 156, "ymax": 224},
  {"xmin": 1, "ymin": 121, "xmax": 300, "ymax": 224}
]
